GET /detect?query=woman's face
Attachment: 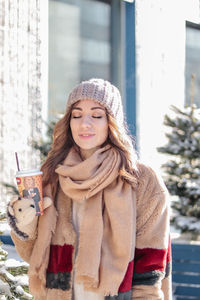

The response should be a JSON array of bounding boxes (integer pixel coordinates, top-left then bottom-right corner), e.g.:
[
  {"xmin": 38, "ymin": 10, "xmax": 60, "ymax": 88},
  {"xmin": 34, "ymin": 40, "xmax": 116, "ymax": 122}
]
[{"xmin": 70, "ymin": 99, "xmax": 108, "ymax": 158}]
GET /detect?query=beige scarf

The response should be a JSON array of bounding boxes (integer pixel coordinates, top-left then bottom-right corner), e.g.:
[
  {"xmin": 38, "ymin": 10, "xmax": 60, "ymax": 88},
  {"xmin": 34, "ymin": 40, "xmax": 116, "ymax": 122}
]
[{"xmin": 55, "ymin": 145, "xmax": 136, "ymax": 297}]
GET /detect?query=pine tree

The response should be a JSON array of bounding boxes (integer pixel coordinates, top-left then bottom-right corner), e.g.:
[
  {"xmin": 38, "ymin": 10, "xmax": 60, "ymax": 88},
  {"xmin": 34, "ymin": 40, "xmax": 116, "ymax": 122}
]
[
  {"xmin": 0, "ymin": 213, "xmax": 32, "ymax": 299},
  {"xmin": 157, "ymin": 105, "xmax": 200, "ymax": 233}
]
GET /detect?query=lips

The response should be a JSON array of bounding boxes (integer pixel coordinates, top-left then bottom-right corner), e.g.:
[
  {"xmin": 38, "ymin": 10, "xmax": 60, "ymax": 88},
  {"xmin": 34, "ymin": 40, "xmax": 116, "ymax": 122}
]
[
  {"xmin": 79, "ymin": 133, "xmax": 95, "ymax": 139},
  {"xmin": 80, "ymin": 134, "xmax": 94, "ymax": 136}
]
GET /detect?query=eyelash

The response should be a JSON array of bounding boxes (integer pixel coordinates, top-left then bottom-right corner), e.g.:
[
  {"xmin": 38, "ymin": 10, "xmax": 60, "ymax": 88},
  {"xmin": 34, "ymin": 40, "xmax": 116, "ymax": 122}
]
[{"xmin": 72, "ymin": 116, "xmax": 102, "ymax": 119}]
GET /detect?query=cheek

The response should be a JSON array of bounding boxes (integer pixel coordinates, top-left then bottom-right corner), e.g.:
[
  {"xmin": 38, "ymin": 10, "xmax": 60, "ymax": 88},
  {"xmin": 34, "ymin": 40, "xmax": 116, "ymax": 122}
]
[
  {"xmin": 99, "ymin": 122, "xmax": 109, "ymax": 142},
  {"xmin": 104, "ymin": 124, "xmax": 109, "ymax": 138},
  {"xmin": 70, "ymin": 120, "xmax": 76, "ymax": 137},
  {"xmin": 70, "ymin": 120, "xmax": 80, "ymax": 146}
]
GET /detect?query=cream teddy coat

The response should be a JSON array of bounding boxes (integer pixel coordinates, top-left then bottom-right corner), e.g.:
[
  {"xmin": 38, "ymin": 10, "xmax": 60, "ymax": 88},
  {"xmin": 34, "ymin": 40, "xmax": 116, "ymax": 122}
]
[{"xmin": 10, "ymin": 162, "xmax": 172, "ymax": 300}]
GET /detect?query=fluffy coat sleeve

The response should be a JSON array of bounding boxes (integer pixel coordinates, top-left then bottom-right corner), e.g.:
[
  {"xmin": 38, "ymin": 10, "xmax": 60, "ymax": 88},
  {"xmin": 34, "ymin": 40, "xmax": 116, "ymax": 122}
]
[
  {"xmin": 9, "ymin": 184, "xmax": 54, "ymax": 263},
  {"xmin": 10, "ymin": 231, "xmax": 36, "ymax": 263},
  {"xmin": 131, "ymin": 163, "xmax": 172, "ymax": 300}
]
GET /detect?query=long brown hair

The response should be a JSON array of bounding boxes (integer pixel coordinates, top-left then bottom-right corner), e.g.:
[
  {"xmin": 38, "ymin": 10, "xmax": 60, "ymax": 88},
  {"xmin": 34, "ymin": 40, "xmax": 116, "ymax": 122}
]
[
  {"xmin": 41, "ymin": 103, "xmax": 138, "ymax": 197},
  {"xmin": 106, "ymin": 114, "xmax": 138, "ymax": 185}
]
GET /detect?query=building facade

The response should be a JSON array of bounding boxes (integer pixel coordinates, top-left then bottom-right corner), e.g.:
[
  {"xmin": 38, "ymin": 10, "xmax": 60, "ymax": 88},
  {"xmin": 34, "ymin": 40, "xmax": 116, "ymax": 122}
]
[
  {"xmin": 135, "ymin": 0, "xmax": 200, "ymax": 169},
  {"xmin": 0, "ymin": 0, "xmax": 48, "ymax": 209}
]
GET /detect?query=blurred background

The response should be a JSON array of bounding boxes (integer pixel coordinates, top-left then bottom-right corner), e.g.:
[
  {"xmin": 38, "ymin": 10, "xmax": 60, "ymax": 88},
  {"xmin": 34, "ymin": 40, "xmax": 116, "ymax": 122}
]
[
  {"xmin": 0, "ymin": 0, "xmax": 200, "ymax": 298},
  {"xmin": 0, "ymin": 0, "xmax": 200, "ymax": 227}
]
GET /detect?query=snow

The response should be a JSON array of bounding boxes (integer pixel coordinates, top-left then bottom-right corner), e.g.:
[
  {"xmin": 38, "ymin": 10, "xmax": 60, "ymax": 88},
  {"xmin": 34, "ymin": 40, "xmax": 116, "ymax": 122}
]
[
  {"xmin": 175, "ymin": 215, "xmax": 200, "ymax": 232},
  {"xmin": 0, "ymin": 247, "xmax": 8, "ymax": 257},
  {"xmin": 16, "ymin": 285, "xmax": 24, "ymax": 294},
  {"xmin": 194, "ymin": 168, "xmax": 200, "ymax": 175},
  {"xmin": 170, "ymin": 225, "xmax": 181, "ymax": 240},
  {"xmin": 0, "ymin": 244, "xmax": 32, "ymax": 298},
  {"xmin": 0, "ymin": 221, "xmax": 11, "ymax": 235},
  {"xmin": 16, "ymin": 274, "xmax": 29, "ymax": 286},
  {"xmin": 1, "ymin": 268, "xmax": 16, "ymax": 282},
  {"xmin": 0, "ymin": 279, "xmax": 12, "ymax": 296},
  {"xmin": 4, "ymin": 258, "xmax": 28, "ymax": 268}
]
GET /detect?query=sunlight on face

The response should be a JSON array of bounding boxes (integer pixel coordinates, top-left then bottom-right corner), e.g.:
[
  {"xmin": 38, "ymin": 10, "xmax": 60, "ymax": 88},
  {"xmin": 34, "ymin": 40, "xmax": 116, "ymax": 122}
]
[{"xmin": 70, "ymin": 99, "xmax": 108, "ymax": 159}]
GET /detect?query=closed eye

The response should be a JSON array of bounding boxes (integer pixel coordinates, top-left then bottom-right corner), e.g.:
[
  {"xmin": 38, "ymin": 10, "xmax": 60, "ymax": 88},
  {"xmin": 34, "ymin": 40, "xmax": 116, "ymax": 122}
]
[
  {"xmin": 71, "ymin": 115, "xmax": 81, "ymax": 119},
  {"xmin": 92, "ymin": 116, "xmax": 102, "ymax": 119}
]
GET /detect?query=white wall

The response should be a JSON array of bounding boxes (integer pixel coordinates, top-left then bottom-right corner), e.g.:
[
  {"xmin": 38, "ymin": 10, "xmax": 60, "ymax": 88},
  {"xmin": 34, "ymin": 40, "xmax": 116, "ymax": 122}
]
[
  {"xmin": 0, "ymin": 0, "xmax": 47, "ymax": 209},
  {"xmin": 40, "ymin": 0, "xmax": 49, "ymax": 137},
  {"xmin": 135, "ymin": 0, "xmax": 200, "ymax": 171}
]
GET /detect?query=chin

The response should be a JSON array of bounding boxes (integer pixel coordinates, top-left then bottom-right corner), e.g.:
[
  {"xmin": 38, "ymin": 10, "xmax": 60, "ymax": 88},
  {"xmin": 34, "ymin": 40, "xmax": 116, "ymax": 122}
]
[{"xmin": 78, "ymin": 143, "xmax": 98, "ymax": 150}]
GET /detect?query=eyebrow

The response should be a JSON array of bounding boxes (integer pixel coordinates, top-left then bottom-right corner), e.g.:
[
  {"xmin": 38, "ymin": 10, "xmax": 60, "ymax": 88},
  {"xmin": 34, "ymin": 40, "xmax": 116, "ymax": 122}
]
[{"xmin": 72, "ymin": 106, "xmax": 105, "ymax": 111}]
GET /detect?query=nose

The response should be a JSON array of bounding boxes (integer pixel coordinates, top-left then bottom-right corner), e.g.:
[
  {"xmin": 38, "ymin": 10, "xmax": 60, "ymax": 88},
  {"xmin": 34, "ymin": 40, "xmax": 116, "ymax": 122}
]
[{"xmin": 81, "ymin": 115, "xmax": 92, "ymax": 128}]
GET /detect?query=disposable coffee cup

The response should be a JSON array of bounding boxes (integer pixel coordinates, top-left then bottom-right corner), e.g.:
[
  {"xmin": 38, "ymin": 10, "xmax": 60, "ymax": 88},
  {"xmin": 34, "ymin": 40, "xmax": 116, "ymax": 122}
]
[{"xmin": 16, "ymin": 169, "xmax": 43, "ymax": 216}]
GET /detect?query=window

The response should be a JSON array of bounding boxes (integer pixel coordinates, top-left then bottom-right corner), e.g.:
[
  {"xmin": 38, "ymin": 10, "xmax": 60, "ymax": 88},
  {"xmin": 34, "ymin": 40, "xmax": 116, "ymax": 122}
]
[
  {"xmin": 185, "ymin": 21, "xmax": 200, "ymax": 108},
  {"xmin": 49, "ymin": 0, "xmax": 114, "ymax": 120}
]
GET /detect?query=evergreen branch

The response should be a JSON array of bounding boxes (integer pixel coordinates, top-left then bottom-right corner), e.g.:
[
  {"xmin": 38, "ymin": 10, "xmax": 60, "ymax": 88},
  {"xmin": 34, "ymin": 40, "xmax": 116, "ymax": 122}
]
[
  {"xmin": 1, "ymin": 183, "xmax": 19, "ymax": 195},
  {"xmin": 157, "ymin": 104, "xmax": 200, "ymax": 233}
]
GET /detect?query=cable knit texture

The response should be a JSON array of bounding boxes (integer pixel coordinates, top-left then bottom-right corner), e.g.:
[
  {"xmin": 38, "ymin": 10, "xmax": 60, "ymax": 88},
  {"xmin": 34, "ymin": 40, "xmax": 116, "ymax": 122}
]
[{"xmin": 66, "ymin": 78, "xmax": 124, "ymax": 126}]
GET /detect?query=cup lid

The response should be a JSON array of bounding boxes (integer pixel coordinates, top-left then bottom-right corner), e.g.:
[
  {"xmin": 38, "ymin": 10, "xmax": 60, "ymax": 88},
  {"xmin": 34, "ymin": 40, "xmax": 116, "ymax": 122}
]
[{"xmin": 16, "ymin": 169, "xmax": 43, "ymax": 177}]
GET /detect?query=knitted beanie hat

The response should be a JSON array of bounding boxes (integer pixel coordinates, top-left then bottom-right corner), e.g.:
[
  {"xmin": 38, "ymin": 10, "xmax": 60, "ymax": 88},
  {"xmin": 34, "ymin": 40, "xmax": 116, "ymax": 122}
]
[{"xmin": 66, "ymin": 78, "xmax": 124, "ymax": 125}]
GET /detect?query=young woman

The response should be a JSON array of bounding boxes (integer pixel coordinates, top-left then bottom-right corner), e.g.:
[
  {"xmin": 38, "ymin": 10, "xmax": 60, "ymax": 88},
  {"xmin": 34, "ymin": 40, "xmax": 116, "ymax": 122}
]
[{"xmin": 7, "ymin": 78, "xmax": 172, "ymax": 300}]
